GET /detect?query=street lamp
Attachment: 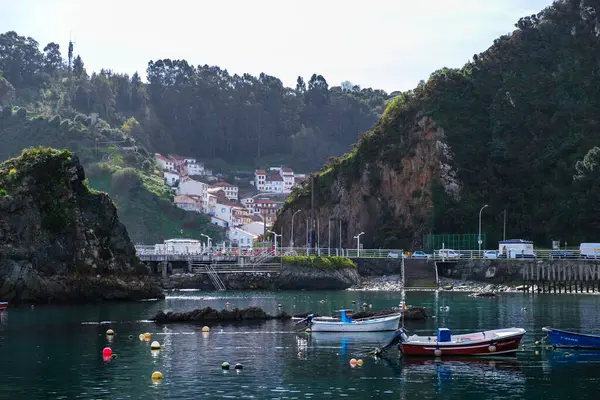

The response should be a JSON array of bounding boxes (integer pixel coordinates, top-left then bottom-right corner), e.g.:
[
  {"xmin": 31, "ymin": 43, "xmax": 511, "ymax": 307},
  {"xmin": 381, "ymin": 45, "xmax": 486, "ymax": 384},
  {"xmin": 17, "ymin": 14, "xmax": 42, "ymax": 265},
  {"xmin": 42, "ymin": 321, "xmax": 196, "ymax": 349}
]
[
  {"xmin": 267, "ymin": 230, "xmax": 282, "ymax": 256},
  {"xmin": 200, "ymin": 233, "xmax": 212, "ymax": 250},
  {"xmin": 478, "ymin": 204, "xmax": 489, "ymax": 256},
  {"xmin": 353, "ymin": 232, "xmax": 365, "ymax": 257},
  {"xmin": 291, "ymin": 209, "xmax": 301, "ymax": 248}
]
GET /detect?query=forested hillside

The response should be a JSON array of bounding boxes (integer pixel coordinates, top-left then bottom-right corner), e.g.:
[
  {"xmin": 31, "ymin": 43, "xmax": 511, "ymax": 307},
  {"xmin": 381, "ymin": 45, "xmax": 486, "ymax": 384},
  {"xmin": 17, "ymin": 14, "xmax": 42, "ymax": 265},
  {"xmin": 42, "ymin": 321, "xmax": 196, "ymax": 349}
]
[
  {"xmin": 0, "ymin": 31, "xmax": 390, "ymax": 172},
  {"xmin": 276, "ymin": 0, "xmax": 600, "ymax": 249}
]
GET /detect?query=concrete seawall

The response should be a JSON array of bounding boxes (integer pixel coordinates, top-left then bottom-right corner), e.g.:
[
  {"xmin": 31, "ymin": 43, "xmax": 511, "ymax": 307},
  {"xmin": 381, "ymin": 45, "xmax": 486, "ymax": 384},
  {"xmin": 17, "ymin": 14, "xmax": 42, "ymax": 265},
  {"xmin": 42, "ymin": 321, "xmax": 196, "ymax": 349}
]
[{"xmin": 438, "ymin": 259, "xmax": 600, "ymax": 285}]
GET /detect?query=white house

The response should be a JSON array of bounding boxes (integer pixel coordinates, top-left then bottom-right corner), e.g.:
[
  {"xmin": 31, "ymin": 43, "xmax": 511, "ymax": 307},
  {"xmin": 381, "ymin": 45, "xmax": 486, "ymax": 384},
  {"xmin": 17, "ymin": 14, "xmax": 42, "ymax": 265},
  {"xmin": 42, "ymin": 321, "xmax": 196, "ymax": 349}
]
[
  {"xmin": 241, "ymin": 221, "xmax": 265, "ymax": 237},
  {"xmin": 214, "ymin": 203, "xmax": 233, "ymax": 225},
  {"xmin": 174, "ymin": 194, "xmax": 202, "ymax": 212},
  {"xmin": 164, "ymin": 171, "xmax": 180, "ymax": 186},
  {"xmin": 227, "ymin": 227, "xmax": 258, "ymax": 248},
  {"xmin": 155, "ymin": 153, "xmax": 175, "ymax": 171},
  {"xmin": 254, "ymin": 169, "xmax": 267, "ymax": 191},
  {"xmin": 206, "ymin": 192, "xmax": 217, "ymax": 215},
  {"xmin": 280, "ymin": 167, "xmax": 295, "ymax": 193},
  {"xmin": 184, "ymin": 159, "xmax": 205, "ymax": 176},
  {"xmin": 211, "ymin": 215, "xmax": 229, "ymax": 228},
  {"xmin": 213, "ymin": 181, "xmax": 239, "ymax": 201},
  {"xmin": 265, "ymin": 171, "xmax": 284, "ymax": 193},
  {"xmin": 178, "ymin": 177, "xmax": 207, "ymax": 197}
]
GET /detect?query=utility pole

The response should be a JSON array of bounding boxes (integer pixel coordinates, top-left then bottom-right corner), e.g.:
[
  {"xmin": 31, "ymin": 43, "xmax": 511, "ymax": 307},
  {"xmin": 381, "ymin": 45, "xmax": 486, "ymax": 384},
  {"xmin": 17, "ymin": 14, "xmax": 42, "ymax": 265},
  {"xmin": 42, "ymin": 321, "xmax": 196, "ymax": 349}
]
[
  {"xmin": 503, "ymin": 209, "xmax": 507, "ymax": 241},
  {"xmin": 310, "ymin": 176, "xmax": 314, "ymax": 249}
]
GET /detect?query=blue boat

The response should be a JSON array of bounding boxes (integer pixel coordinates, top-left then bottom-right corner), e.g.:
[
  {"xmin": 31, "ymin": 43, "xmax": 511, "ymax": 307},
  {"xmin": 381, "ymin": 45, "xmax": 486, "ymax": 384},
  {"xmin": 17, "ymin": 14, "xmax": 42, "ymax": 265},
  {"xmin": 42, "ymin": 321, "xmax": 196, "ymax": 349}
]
[{"xmin": 542, "ymin": 327, "xmax": 600, "ymax": 349}]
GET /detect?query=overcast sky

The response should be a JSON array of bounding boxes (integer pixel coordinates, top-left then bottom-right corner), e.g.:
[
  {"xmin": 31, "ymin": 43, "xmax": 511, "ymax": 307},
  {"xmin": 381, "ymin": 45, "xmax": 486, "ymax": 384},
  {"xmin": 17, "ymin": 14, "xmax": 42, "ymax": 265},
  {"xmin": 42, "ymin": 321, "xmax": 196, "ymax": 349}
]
[{"xmin": 1, "ymin": 0, "xmax": 552, "ymax": 92}]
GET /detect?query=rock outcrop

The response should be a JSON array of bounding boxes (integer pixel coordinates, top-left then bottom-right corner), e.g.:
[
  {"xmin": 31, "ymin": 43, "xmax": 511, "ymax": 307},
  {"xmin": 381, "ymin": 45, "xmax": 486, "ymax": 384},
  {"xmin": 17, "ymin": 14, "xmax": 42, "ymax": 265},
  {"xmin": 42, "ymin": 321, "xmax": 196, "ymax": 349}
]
[
  {"xmin": 152, "ymin": 307, "xmax": 292, "ymax": 324},
  {"xmin": 0, "ymin": 148, "xmax": 163, "ymax": 303}
]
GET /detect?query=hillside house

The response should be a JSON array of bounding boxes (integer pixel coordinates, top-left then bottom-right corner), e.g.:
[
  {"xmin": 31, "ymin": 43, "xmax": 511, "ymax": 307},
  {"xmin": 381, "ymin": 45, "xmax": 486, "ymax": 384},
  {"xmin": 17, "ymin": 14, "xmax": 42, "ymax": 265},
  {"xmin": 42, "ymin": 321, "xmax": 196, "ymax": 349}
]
[
  {"xmin": 211, "ymin": 216, "xmax": 229, "ymax": 228},
  {"xmin": 254, "ymin": 170, "xmax": 267, "ymax": 191},
  {"xmin": 164, "ymin": 171, "xmax": 180, "ymax": 186},
  {"xmin": 174, "ymin": 195, "xmax": 202, "ymax": 212},
  {"xmin": 241, "ymin": 221, "xmax": 266, "ymax": 237},
  {"xmin": 213, "ymin": 181, "xmax": 239, "ymax": 201},
  {"xmin": 227, "ymin": 227, "xmax": 258, "ymax": 248},
  {"xmin": 155, "ymin": 153, "xmax": 175, "ymax": 171}
]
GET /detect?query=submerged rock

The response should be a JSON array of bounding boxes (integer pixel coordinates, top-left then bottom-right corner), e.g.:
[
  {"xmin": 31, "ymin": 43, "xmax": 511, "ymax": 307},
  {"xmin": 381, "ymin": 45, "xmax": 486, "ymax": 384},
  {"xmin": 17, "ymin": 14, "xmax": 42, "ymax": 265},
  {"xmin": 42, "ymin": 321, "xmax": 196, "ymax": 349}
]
[
  {"xmin": 0, "ymin": 148, "xmax": 163, "ymax": 303},
  {"xmin": 152, "ymin": 307, "xmax": 293, "ymax": 324}
]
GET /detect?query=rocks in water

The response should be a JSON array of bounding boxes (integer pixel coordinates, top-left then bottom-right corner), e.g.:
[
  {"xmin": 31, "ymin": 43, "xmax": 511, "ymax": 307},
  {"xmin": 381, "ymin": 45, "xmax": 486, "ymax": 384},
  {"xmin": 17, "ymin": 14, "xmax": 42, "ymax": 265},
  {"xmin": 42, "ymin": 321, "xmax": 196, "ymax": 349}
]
[
  {"xmin": 0, "ymin": 148, "xmax": 163, "ymax": 303},
  {"xmin": 348, "ymin": 274, "xmax": 404, "ymax": 291},
  {"xmin": 438, "ymin": 278, "xmax": 520, "ymax": 294},
  {"xmin": 152, "ymin": 307, "xmax": 293, "ymax": 324}
]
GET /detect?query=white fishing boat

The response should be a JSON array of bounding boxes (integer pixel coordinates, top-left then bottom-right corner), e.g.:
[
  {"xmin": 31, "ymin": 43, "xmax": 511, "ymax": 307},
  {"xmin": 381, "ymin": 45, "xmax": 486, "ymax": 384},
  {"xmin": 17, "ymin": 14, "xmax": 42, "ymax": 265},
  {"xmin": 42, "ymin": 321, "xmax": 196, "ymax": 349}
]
[{"xmin": 296, "ymin": 310, "xmax": 401, "ymax": 332}]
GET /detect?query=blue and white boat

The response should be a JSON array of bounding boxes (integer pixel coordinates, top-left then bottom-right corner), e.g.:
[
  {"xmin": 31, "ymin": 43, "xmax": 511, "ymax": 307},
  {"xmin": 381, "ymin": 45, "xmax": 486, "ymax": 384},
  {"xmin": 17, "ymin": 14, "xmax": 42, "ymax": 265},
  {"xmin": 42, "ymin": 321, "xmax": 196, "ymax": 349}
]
[
  {"xmin": 542, "ymin": 327, "xmax": 600, "ymax": 349},
  {"xmin": 296, "ymin": 310, "xmax": 401, "ymax": 332}
]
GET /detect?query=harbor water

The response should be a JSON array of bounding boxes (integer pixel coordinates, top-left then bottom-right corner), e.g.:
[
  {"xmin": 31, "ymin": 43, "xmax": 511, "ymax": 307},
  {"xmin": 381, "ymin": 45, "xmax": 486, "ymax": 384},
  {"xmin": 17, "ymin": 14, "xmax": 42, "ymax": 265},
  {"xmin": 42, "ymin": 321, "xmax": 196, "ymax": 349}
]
[{"xmin": 1, "ymin": 291, "xmax": 600, "ymax": 399}]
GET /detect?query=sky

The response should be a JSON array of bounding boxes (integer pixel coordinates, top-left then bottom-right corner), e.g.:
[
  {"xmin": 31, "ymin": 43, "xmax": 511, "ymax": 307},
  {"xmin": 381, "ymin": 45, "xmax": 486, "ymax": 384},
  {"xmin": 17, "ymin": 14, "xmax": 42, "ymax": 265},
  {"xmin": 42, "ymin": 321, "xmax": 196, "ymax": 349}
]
[{"xmin": 1, "ymin": 0, "xmax": 553, "ymax": 93}]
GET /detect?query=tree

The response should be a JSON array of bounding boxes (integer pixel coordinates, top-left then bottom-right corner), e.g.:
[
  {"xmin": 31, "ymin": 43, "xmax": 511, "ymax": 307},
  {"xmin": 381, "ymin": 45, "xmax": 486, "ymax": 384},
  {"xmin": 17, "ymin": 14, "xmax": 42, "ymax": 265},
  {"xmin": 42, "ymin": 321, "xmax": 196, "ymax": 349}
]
[
  {"xmin": 42, "ymin": 42, "xmax": 63, "ymax": 73},
  {"xmin": 73, "ymin": 55, "xmax": 85, "ymax": 78}
]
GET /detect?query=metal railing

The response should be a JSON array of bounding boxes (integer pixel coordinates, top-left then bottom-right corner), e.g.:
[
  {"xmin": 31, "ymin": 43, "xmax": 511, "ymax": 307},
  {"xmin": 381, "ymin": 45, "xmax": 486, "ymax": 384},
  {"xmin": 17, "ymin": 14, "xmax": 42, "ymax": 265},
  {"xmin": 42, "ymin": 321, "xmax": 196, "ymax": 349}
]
[{"xmin": 135, "ymin": 245, "xmax": 600, "ymax": 261}]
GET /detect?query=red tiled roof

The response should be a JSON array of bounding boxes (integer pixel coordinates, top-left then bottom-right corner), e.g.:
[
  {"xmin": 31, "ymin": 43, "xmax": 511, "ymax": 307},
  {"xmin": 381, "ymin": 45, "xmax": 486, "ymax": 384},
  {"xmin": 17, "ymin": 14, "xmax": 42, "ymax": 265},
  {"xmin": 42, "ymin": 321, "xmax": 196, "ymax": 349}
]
[
  {"xmin": 255, "ymin": 170, "xmax": 266, "ymax": 175},
  {"xmin": 281, "ymin": 167, "xmax": 293, "ymax": 173},
  {"xmin": 255, "ymin": 199, "xmax": 276, "ymax": 204},
  {"xmin": 214, "ymin": 181, "xmax": 235, "ymax": 187},
  {"xmin": 267, "ymin": 173, "xmax": 283, "ymax": 182},
  {"xmin": 155, "ymin": 153, "xmax": 169, "ymax": 162}
]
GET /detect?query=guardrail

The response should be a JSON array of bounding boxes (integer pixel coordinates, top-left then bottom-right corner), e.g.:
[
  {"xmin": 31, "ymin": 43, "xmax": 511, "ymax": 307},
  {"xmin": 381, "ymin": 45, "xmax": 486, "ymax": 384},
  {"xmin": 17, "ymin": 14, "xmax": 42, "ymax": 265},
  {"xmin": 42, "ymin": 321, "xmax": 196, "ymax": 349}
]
[{"xmin": 135, "ymin": 245, "xmax": 600, "ymax": 261}]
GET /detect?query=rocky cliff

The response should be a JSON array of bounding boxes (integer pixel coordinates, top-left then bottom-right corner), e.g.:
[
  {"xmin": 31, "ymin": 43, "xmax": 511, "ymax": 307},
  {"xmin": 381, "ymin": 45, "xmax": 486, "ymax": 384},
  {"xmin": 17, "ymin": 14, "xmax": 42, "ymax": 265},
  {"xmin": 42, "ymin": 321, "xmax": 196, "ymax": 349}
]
[
  {"xmin": 275, "ymin": 0, "xmax": 600, "ymax": 249},
  {"xmin": 0, "ymin": 148, "xmax": 163, "ymax": 303}
]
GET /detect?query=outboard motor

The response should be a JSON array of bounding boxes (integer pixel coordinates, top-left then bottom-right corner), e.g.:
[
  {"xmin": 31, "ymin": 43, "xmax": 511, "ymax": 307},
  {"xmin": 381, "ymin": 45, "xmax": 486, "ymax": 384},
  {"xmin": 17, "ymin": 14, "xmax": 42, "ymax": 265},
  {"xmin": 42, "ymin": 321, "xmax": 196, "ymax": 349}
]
[{"xmin": 373, "ymin": 328, "xmax": 408, "ymax": 355}]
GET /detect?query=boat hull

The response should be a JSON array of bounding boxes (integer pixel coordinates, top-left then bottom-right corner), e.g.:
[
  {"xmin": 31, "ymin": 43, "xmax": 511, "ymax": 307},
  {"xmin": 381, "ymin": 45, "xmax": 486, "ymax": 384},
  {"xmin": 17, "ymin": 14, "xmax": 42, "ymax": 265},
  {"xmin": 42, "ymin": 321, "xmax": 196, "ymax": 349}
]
[
  {"xmin": 401, "ymin": 328, "xmax": 525, "ymax": 357},
  {"xmin": 0, "ymin": 302, "xmax": 7, "ymax": 311},
  {"xmin": 310, "ymin": 314, "xmax": 400, "ymax": 332},
  {"xmin": 543, "ymin": 327, "xmax": 600, "ymax": 349}
]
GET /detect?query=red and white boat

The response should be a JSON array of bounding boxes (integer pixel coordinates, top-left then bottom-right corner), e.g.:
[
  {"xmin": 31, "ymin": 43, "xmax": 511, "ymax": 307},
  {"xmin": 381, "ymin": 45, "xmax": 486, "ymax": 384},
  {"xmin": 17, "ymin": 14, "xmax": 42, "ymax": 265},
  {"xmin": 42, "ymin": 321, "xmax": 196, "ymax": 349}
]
[
  {"xmin": 375, "ymin": 327, "xmax": 526, "ymax": 357},
  {"xmin": 0, "ymin": 302, "xmax": 7, "ymax": 311},
  {"xmin": 399, "ymin": 327, "xmax": 526, "ymax": 357}
]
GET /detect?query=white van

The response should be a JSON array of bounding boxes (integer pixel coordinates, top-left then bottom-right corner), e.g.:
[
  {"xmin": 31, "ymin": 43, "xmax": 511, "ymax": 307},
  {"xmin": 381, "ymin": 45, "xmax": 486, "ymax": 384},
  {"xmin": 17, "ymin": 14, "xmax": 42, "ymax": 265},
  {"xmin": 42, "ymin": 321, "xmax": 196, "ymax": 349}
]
[
  {"xmin": 438, "ymin": 249, "xmax": 462, "ymax": 259},
  {"xmin": 580, "ymin": 243, "xmax": 600, "ymax": 259}
]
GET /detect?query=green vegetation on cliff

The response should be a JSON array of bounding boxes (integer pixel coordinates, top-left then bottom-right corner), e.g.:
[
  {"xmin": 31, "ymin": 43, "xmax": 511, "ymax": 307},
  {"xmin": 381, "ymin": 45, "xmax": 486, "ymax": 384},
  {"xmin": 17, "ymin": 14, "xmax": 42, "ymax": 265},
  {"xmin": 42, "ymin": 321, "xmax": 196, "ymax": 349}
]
[
  {"xmin": 0, "ymin": 108, "xmax": 222, "ymax": 243},
  {"xmin": 280, "ymin": 0, "xmax": 600, "ymax": 248}
]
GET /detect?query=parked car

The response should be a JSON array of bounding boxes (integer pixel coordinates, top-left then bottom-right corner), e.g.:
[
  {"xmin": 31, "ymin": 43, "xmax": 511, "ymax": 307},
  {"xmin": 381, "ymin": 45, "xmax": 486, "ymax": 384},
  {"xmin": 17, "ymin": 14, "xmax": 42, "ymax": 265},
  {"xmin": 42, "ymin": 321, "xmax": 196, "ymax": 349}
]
[
  {"xmin": 484, "ymin": 250, "xmax": 498, "ymax": 259},
  {"xmin": 438, "ymin": 249, "xmax": 462, "ymax": 259},
  {"xmin": 412, "ymin": 251, "xmax": 432, "ymax": 259},
  {"xmin": 387, "ymin": 251, "xmax": 399, "ymax": 258}
]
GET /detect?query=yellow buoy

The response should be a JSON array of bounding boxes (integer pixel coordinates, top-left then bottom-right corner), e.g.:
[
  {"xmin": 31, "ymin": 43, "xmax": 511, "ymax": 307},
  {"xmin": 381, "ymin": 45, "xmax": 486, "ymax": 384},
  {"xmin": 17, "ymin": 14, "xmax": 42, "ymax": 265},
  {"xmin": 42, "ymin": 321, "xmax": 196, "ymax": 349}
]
[
  {"xmin": 151, "ymin": 341, "xmax": 161, "ymax": 350},
  {"xmin": 144, "ymin": 332, "xmax": 152, "ymax": 341},
  {"xmin": 357, "ymin": 359, "xmax": 364, "ymax": 366},
  {"xmin": 151, "ymin": 371, "xmax": 163, "ymax": 380},
  {"xmin": 106, "ymin": 329, "xmax": 114, "ymax": 335},
  {"xmin": 139, "ymin": 334, "xmax": 145, "ymax": 341},
  {"xmin": 202, "ymin": 326, "xmax": 210, "ymax": 332}
]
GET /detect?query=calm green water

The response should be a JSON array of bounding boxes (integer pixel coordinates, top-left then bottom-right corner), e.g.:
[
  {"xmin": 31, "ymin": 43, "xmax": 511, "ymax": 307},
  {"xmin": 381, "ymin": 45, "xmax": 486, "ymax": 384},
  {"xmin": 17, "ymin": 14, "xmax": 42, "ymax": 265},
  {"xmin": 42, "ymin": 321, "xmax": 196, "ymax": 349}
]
[{"xmin": 1, "ymin": 291, "xmax": 600, "ymax": 399}]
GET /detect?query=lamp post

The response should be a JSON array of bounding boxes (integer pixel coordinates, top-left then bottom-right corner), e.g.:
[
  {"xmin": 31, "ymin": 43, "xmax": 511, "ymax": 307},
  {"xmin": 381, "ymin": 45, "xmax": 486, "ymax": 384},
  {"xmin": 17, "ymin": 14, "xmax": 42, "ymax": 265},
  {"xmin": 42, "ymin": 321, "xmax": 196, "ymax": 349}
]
[
  {"xmin": 478, "ymin": 204, "xmax": 489, "ymax": 256},
  {"xmin": 290, "ymin": 209, "xmax": 301, "ymax": 248},
  {"xmin": 200, "ymin": 233, "xmax": 212, "ymax": 251},
  {"xmin": 354, "ymin": 232, "xmax": 365, "ymax": 257},
  {"xmin": 328, "ymin": 217, "xmax": 333, "ymax": 256},
  {"xmin": 267, "ymin": 230, "xmax": 281, "ymax": 256},
  {"xmin": 316, "ymin": 217, "xmax": 320, "ymax": 255}
]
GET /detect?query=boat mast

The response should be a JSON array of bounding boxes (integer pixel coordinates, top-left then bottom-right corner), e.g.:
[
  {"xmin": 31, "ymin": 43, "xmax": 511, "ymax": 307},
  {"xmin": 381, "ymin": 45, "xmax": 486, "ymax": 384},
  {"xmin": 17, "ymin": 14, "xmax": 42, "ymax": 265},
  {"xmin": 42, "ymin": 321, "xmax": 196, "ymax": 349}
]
[{"xmin": 401, "ymin": 251, "xmax": 406, "ymax": 328}]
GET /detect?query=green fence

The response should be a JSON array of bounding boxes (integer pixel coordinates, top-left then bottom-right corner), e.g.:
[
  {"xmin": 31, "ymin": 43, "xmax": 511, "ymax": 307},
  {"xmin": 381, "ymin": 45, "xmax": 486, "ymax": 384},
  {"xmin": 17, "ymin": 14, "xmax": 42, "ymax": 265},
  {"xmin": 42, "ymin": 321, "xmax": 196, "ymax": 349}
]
[{"xmin": 422, "ymin": 233, "xmax": 486, "ymax": 253}]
